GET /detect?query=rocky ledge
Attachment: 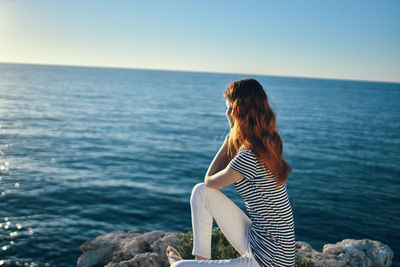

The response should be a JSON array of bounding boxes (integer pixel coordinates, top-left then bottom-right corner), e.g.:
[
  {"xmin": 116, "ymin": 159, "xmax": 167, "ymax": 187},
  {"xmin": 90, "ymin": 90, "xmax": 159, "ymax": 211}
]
[{"xmin": 77, "ymin": 229, "xmax": 393, "ymax": 267}]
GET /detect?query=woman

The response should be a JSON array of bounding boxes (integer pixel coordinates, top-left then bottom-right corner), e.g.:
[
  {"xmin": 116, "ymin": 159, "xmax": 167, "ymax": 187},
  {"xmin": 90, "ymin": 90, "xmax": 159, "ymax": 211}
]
[{"xmin": 166, "ymin": 78, "xmax": 296, "ymax": 267}]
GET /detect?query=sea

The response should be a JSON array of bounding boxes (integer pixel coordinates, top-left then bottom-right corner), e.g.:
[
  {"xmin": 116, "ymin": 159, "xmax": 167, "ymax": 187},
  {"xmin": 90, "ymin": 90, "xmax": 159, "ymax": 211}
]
[{"xmin": 0, "ymin": 63, "xmax": 399, "ymax": 266}]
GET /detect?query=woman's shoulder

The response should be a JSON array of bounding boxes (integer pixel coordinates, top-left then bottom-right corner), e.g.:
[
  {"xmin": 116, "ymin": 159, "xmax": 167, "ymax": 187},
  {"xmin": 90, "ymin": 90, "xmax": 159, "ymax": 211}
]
[
  {"xmin": 240, "ymin": 147, "xmax": 257, "ymax": 158},
  {"xmin": 236, "ymin": 147, "xmax": 259, "ymax": 166},
  {"xmin": 240, "ymin": 148, "xmax": 274, "ymax": 176}
]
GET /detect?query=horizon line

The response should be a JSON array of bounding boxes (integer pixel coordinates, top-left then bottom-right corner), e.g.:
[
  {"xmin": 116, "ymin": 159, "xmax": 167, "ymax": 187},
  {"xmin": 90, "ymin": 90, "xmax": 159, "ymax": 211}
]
[{"xmin": 1, "ymin": 61, "xmax": 399, "ymax": 85}]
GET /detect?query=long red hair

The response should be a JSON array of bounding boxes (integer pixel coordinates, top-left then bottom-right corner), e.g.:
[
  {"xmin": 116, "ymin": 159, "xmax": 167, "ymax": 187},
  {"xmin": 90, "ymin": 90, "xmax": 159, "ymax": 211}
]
[{"xmin": 223, "ymin": 78, "xmax": 292, "ymax": 189}]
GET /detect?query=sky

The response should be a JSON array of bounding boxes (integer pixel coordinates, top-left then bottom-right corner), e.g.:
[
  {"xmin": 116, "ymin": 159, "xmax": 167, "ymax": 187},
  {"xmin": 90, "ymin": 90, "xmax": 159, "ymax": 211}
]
[{"xmin": 1, "ymin": 0, "xmax": 399, "ymax": 83}]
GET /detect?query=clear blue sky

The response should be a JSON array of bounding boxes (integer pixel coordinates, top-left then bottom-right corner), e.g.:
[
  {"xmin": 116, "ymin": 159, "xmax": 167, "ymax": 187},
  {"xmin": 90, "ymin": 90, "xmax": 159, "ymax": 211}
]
[{"xmin": 1, "ymin": 0, "xmax": 399, "ymax": 82}]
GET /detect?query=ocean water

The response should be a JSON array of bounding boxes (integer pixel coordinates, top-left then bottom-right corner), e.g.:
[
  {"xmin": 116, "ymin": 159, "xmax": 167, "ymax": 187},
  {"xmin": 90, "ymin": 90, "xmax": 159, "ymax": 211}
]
[{"xmin": 0, "ymin": 63, "xmax": 399, "ymax": 266}]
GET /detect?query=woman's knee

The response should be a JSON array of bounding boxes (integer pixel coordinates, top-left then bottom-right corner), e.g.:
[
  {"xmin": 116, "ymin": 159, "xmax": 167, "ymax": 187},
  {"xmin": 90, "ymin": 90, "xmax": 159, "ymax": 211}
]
[
  {"xmin": 190, "ymin": 182, "xmax": 205, "ymax": 200},
  {"xmin": 192, "ymin": 182, "xmax": 207, "ymax": 193},
  {"xmin": 190, "ymin": 182, "xmax": 208, "ymax": 204}
]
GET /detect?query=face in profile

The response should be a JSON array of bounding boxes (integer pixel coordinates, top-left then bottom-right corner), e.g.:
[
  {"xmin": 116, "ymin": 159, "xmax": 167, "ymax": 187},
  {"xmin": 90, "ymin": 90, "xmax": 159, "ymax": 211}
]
[{"xmin": 225, "ymin": 99, "xmax": 233, "ymax": 127}]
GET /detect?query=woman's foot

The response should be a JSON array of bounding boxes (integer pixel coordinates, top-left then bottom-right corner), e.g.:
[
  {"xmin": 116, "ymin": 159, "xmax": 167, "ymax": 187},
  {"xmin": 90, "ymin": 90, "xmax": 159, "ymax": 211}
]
[{"xmin": 166, "ymin": 246, "xmax": 183, "ymax": 265}]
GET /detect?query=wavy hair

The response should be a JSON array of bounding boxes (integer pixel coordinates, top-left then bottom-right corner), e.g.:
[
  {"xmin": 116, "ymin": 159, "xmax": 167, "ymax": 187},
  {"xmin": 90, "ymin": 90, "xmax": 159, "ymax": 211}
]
[{"xmin": 223, "ymin": 78, "xmax": 292, "ymax": 189}]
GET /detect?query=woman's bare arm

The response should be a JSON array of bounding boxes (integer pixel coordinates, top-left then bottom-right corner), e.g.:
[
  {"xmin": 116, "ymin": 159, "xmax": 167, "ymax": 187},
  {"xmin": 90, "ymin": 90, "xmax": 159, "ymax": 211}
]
[
  {"xmin": 205, "ymin": 135, "xmax": 231, "ymax": 177},
  {"xmin": 204, "ymin": 135, "xmax": 244, "ymax": 189}
]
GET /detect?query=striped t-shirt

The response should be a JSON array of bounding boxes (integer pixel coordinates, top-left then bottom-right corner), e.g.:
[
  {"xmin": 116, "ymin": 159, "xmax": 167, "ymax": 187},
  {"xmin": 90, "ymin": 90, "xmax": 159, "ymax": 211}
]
[{"xmin": 229, "ymin": 147, "xmax": 296, "ymax": 267}]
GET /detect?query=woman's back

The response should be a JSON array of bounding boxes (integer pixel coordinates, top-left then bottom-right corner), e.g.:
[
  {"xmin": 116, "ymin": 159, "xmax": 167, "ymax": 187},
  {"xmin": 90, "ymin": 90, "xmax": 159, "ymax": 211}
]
[{"xmin": 230, "ymin": 147, "xmax": 296, "ymax": 267}]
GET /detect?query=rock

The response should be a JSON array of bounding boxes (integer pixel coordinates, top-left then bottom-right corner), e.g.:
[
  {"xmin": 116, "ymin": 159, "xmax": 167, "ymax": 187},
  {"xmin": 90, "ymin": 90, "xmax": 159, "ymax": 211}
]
[
  {"xmin": 77, "ymin": 229, "xmax": 178, "ymax": 267},
  {"xmin": 78, "ymin": 230, "xmax": 394, "ymax": 267},
  {"xmin": 105, "ymin": 252, "xmax": 160, "ymax": 267},
  {"xmin": 296, "ymin": 238, "xmax": 393, "ymax": 267}
]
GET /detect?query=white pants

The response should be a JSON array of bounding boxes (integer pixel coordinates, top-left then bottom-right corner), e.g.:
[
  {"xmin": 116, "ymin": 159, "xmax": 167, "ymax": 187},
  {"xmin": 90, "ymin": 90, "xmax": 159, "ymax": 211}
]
[{"xmin": 171, "ymin": 183, "xmax": 261, "ymax": 267}]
